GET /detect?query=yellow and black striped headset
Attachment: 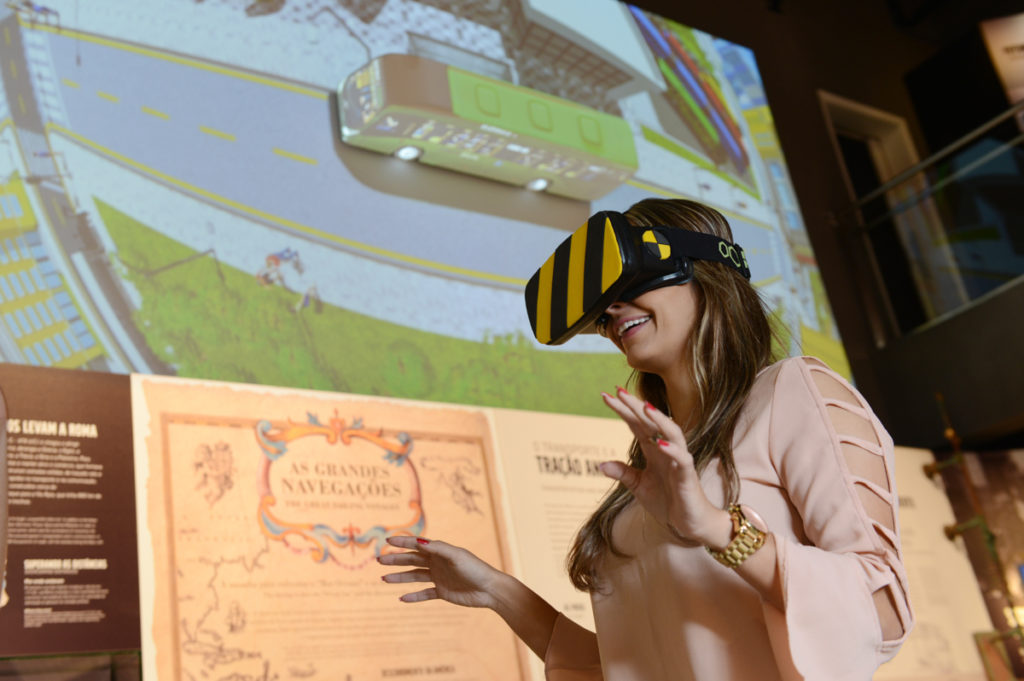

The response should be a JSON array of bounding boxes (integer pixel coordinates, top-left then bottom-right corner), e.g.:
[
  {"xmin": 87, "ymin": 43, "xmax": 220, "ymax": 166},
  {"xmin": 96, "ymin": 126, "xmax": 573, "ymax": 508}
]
[{"xmin": 525, "ymin": 210, "xmax": 750, "ymax": 345}]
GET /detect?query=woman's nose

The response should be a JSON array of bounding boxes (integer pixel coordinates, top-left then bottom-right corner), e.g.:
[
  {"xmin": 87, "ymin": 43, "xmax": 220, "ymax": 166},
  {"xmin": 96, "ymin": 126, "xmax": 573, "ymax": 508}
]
[
  {"xmin": 596, "ymin": 302, "xmax": 625, "ymax": 337},
  {"xmin": 604, "ymin": 301, "xmax": 626, "ymax": 314}
]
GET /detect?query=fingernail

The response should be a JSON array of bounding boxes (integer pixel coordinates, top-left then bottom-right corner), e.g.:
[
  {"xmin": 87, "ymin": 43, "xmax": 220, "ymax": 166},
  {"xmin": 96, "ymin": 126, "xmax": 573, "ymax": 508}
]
[
  {"xmin": 381, "ymin": 575, "xmax": 388, "ymax": 581},
  {"xmin": 616, "ymin": 385, "xmax": 627, "ymax": 395},
  {"xmin": 416, "ymin": 538, "xmax": 430, "ymax": 545},
  {"xmin": 657, "ymin": 438, "xmax": 669, "ymax": 447},
  {"xmin": 644, "ymin": 401, "xmax": 655, "ymax": 411},
  {"xmin": 601, "ymin": 391, "xmax": 612, "ymax": 399}
]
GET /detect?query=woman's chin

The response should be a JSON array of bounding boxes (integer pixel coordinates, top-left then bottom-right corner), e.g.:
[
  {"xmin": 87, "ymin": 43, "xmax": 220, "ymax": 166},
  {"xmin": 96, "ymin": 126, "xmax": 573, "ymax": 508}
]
[{"xmin": 624, "ymin": 353, "xmax": 660, "ymax": 375}]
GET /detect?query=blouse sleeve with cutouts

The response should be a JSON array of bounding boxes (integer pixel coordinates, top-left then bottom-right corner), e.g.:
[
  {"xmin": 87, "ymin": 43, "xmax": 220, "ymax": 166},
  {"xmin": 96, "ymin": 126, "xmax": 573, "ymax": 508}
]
[{"xmin": 764, "ymin": 357, "xmax": 913, "ymax": 680}]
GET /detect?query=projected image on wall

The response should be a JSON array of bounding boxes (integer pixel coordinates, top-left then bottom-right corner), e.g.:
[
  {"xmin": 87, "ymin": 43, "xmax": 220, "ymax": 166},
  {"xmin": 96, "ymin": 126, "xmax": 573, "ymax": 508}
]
[{"xmin": 0, "ymin": 0, "xmax": 846, "ymax": 415}]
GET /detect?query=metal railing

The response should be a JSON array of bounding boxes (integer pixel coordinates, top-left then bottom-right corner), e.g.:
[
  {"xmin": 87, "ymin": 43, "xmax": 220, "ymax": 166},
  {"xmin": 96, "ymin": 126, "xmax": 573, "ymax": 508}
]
[{"xmin": 841, "ymin": 101, "xmax": 1024, "ymax": 343}]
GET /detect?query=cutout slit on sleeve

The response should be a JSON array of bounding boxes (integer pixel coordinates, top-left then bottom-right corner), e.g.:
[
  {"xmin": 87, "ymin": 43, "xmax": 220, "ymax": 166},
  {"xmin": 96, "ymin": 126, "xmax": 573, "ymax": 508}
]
[{"xmin": 807, "ymin": 361, "xmax": 907, "ymax": 642}]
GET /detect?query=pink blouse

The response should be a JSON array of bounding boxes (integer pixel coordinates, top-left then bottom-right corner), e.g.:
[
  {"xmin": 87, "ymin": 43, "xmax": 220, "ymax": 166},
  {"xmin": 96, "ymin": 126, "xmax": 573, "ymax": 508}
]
[{"xmin": 544, "ymin": 357, "xmax": 914, "ymax": 681}]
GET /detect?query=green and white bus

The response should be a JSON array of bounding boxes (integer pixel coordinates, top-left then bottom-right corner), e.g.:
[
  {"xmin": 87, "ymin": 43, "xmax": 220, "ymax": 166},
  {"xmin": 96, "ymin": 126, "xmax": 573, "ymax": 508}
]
[{"xmin": 337, "ymin": 54, "xmax": 638, "ymax": 202}]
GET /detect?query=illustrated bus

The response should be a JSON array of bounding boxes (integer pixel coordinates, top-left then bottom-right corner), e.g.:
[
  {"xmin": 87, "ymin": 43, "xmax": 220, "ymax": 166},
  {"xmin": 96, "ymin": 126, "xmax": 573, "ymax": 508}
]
[{"xmin": 337, "ymin": 53, "xmax": 638, "ymax": 202}]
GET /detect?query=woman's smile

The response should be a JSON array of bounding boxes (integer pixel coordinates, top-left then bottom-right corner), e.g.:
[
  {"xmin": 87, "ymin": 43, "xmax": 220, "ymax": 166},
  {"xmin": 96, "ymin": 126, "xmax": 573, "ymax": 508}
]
[
  {"xmin": 616, "ymin": 315, "xmax": 651, "ymax": 340},
  {"xmin": 603, "ymin": 283, "xmax": 699, "ymax": 378}
]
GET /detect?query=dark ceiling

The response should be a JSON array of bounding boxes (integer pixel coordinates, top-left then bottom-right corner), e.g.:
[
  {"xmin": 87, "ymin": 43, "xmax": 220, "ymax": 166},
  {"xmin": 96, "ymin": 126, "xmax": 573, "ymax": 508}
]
[{"xmin": 886, "ymin": 0, "xmax": 1024, "ymax": 44}]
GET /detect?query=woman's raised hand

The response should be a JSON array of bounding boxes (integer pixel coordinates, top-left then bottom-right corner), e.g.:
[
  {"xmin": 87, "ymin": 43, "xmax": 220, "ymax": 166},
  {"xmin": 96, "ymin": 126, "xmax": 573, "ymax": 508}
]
[
  {"xmin": 599, "ymin": 387, "xmax": 730, "ymax": 547},
  {"xmin": 378, "ymin": 536, "xmax": 502, "ymax": 608}
]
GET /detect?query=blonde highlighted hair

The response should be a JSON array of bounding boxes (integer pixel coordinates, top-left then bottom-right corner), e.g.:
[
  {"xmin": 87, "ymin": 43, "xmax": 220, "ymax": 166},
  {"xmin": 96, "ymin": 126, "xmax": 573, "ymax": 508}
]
[{"xmin": 566, "ymin": 198, "xmax": 779, "ymax": 592}]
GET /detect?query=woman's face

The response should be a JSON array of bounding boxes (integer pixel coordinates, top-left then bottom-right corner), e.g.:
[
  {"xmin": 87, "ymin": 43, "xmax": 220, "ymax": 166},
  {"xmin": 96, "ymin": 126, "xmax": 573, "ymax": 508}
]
[{"xmin": 601, "ymin": 282, "xmax": 700, "ymax": 377}]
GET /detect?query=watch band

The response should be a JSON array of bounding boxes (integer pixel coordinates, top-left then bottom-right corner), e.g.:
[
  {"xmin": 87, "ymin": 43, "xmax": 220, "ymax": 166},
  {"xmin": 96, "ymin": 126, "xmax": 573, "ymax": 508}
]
[{"xmin": 706, "ymin": 504, "xmax": 766, "ymax": 568}]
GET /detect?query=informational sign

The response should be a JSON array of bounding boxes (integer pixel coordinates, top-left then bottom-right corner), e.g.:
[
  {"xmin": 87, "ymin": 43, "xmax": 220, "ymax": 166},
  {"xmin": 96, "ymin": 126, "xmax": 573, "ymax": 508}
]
[
  {"xmin": 0, "ymin": 363, "xmax": 139, "ymax": 657},
  {"xmin": 489, "ymin": 408, "xmax": 629, "ymax": 625},
  {"xmin": 488, "ymin": 408, "xmax": 631, "ymax": 681}
]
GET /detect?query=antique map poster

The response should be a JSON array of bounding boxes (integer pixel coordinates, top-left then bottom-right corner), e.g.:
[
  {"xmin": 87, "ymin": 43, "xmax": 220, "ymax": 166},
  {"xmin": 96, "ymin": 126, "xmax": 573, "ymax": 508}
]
[{"xmin": 132, "ymin": 375, "xmax": 525, "ymax": 681}]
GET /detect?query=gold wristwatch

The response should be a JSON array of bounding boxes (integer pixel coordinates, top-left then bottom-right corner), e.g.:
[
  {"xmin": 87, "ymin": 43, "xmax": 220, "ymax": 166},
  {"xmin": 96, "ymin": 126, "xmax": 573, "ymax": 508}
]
[{"xmin": 706, "ymin": 504, "xmax": 766, "ymax": 568}]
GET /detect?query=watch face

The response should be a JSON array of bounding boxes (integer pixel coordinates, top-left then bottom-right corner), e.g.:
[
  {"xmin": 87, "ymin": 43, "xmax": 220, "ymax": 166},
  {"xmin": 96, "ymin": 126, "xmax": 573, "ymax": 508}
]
[{"xmin": 739, "ymin": 504, "xmax": 768, "ymax": 533}]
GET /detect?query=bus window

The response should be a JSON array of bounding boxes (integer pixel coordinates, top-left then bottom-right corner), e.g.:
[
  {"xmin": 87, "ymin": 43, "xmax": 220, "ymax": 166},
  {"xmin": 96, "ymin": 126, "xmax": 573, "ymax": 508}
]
[
  {"xmin": 528, "ymin": 101, "xmax": 553, "ymax": 132},
  {"xmin": 474, "ymin": 84, "xmax": 501, "ymax": 117},
  {"xmin": 578, "ymin": 116, "xmax": 602, "ymax": 147}
]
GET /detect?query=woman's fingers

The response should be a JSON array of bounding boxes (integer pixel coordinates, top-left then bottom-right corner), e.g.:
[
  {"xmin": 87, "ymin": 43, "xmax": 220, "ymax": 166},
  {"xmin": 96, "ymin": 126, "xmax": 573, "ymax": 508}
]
[
  {"xmin": 399, "ymin": 587, "xmax": 438, "ymax": 603},
  {"xmin": 605, "ymin": 388, "xmax": 691, "ymax": 464},
  {"xmin": 602, "ymin": 393, "xmax": 661, "ymax": 451},
  {"xmin": 382, "ymin": 568, "xmax": 432, "ymax": 584},
  {"xmin": 605, "ymin": 388, "xmax": 651, "ymax": 426},
  {"xmin": 604, "ymin": 388, "xmax": 676, "ymax": 441},
  {"xmin": 379, "ymin": 546, "xmax": 440, "ymax": 602},
  {"xmin": 611, "ymin": 386, "xmax": 656, "ymax": 421},
  {"xmin": 601, "ymin": 391, "xmax": 644, "ymax": 431},
  {"xmin": 386, "ymin": 535, "xmax": 432, "ymax": 550},
  {"xmin": 378, "ymin": 551, "xmax": 429, "ymax": 567},
  {"xmin": 598, "ymin": 461, "xmax": 641, "ymax": 490},
  {"xmin": 641, "ymin": 402, "xmax": 683, "ymax": 440}
]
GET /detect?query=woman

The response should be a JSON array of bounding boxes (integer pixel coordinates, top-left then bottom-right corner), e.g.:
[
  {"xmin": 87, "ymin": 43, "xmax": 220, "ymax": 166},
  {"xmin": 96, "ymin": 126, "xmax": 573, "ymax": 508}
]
[{"xmin": 379, "ymin": 199, "xmax": 913, "ymax": 680}]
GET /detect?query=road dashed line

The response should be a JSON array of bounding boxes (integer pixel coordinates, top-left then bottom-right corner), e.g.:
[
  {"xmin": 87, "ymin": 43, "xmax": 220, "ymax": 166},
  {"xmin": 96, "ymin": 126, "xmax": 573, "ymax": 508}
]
[
  {"xmin": 272, "ymin": 147, "xmax": 317, "ymax": 165},
  {"xmin": 199, "ymin": 125, "xmax": 235, "ymax": 141},
  {"xmin": 142, "ymin": 106, "xmax": 169, "ymax": 120}
]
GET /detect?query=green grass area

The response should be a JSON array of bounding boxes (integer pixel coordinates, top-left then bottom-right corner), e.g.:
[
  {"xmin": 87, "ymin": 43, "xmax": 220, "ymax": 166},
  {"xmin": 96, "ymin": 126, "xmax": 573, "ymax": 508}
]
[{"xmin": 97, "ymin": 199, "xmax": 630, "ymax": 417}]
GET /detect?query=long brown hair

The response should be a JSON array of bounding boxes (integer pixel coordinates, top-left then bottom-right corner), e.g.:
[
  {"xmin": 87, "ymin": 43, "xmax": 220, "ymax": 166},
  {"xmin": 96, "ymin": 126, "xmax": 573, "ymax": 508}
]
[{"xmin": 566, "ymin": 198, "xmax": 779, "ymax": 592}]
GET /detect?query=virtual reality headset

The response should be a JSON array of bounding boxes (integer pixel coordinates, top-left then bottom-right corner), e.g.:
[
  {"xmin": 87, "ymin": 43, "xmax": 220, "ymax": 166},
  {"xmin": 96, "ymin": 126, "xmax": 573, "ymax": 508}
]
[{"xmin": 525, "ymin": 210, "xmax": 750, "ymax": 345}]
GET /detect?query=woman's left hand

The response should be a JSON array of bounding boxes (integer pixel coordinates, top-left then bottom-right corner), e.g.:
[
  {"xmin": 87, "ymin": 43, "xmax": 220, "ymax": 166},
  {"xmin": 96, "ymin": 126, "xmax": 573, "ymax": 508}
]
[{"xmin": 600, "ymin": 387, "xmax": 730, "ymax": 547}]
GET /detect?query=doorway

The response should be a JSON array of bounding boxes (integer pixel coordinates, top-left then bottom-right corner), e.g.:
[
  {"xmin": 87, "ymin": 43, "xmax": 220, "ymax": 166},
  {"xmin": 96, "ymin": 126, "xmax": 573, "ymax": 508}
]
[{"xmin": 819, "ymin": 91, "xmax": 928, "ymax": 338}]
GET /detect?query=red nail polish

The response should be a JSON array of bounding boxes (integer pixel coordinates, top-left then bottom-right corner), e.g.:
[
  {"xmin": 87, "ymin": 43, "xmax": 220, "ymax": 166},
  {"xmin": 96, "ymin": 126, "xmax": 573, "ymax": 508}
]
[
  {"xmin": 657, "ymin": 438, "xmax": 669, "ymax": 447},
  {"xmin": 381, "ymin": 575, "xmax": 388, "ymax": 581},
  {"xmin": 616, "ymin": 385, "xmax": 627, "ymax": 395},
  {"xmin": 416, "ymin": 538, "xmax": 430, "ymax": 545},
  {"xmin": 645, "ymin": 401, "xmax": 655, "ymax": 411},
  {"xmin": 601, "ymin": 391, "xmax": 612, "ymax": 399}
]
